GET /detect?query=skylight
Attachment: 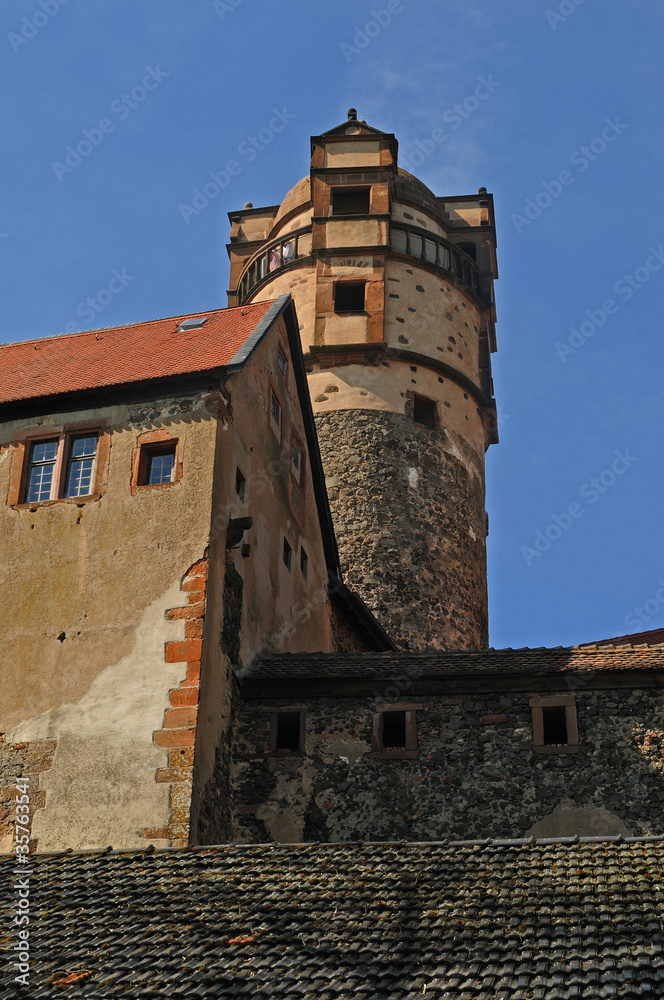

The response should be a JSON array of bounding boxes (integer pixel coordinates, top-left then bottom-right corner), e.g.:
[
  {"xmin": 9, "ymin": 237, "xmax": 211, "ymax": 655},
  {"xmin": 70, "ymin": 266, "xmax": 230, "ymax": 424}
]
[{"xmin": 178, "ymin": 317, "xmax": 208, "ymax": 332}]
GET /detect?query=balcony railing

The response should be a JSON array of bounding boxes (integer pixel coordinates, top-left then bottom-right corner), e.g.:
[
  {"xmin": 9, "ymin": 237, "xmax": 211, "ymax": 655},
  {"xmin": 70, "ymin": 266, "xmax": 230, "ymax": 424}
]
[
  {"xmin": 238, "ymin": 227, "xmax": 312, "ymax": 305},
  {"xmin": 237, "ymin": 223, "xmax": 484, "ymax": 305},
  {"xmin": 391, "ymin": 227, "xmax": 483, "ymax": 298}
]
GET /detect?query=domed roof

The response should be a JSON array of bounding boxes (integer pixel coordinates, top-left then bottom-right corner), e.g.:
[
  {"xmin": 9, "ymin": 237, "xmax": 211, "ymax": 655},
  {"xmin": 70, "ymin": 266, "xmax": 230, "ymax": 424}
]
[
  {"xmin": 272, "ymin": 176, "xmax": 311, "ymax": 231},
  {"xmin": 270, "ymin": 166, "xmax": 443, "ymax": 235},
  {"xmin": 395, "ymin": 169, "xmax": 442, "ymax": 218}
]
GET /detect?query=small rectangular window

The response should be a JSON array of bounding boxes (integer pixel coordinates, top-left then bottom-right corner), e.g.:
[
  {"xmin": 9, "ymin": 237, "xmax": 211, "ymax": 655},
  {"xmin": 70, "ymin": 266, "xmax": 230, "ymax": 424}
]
[
  {"xmin": 332, "ymin": 189, "xmax": 370, "ymax": 215},
  {"xmin": 282, "ymin": 537, "xmax": 292, "ymax": 570},
  {"xmin": 371, "ymin": 705, "xmax": 421, "ymax": 759},
  {"xmin": 382, "ymin": 711, "xmax": 407, "ymax": 748},
  {"xmin": 278, "ymin": 350, "xmax": 287, "ymax": 377},
  {"xmin": 334, "ymin": 282, "xmax": 365, "ymax": 314},
  {"xmin": 146, "ymin": 449, "xmax": 175, "ymax": 485},
  {"xmin": 413, "ymin": 395, "xmax": 436, "ymax": 428},
  {"xmin": 530, "ymin": 696, "xmax": 579, "ymax": 754},
  {"xmin": 132, "ymin": 438, "xmax": 180, "ymax": 493},
  {"xmin": 269, "ymin": 711, "xmax": 304, "ymax": 754},
  {"xmin": 235, "ymin": 468, "xmax": 246, "ymax": 502},
  {"xmin": 300, "ymin": 547, "xmax": 308, "ymax": 579},
  {"xmin": 542, "ymin": 705, "xmax": 568, "ymax": 745}
]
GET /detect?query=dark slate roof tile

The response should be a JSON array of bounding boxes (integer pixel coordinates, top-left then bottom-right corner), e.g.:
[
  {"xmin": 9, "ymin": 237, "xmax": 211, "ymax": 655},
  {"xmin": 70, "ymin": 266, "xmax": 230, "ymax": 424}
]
[
  {"xmin": 246, "ymin": 646, "xmax": 664, "ymax": 682},
  {"xmin": 2, "ymin": 840, "xmax": 664, "ymax": 999}
]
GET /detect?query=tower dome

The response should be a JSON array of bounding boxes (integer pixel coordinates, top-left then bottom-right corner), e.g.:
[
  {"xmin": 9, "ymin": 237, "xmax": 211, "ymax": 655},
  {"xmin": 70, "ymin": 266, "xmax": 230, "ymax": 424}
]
[{"xmin": 227, "ymin": 115, "xmax": 499, "ymax": 649}]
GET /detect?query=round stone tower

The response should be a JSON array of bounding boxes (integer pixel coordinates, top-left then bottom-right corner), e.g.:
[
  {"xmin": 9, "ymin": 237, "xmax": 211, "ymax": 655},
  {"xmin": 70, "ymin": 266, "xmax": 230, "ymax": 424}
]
[{"xmin": 227, "ymin": 110, "xmax": 499, "ymax": 649}]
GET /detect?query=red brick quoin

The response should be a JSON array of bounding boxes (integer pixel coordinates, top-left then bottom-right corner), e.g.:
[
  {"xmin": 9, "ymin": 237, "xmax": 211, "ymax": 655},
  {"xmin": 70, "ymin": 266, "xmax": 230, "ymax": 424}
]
[
  {"xmin": 144, "ymin": 553, "xmax": 207, "ymax": 848},
  {"xmin": 0, "ymin": 736, "xmax": 57, "ymax": 854}
]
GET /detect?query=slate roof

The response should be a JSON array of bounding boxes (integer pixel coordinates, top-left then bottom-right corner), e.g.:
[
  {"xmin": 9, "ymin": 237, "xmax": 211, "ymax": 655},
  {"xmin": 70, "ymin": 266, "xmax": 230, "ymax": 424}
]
[
  {"xmin": 248, "ymin": 646, "xmax": 664, "ymax": 681},
  {"xmin": 0, "ymin": 299, "xmax": 277, "ymax": 405},
  {"xmin": 2, "ymin": 839, "xmax": 664, "ymax": 998}
]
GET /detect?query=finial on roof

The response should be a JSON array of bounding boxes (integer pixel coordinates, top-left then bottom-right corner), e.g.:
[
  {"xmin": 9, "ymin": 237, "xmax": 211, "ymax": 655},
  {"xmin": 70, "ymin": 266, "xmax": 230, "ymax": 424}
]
[
  {"xmin": 347, "ymin": 108, "xmax": 357, "ymax": 121},
  {"xmin": 244, "ymin": 202, "xmax": 253, "ymax": 209}
]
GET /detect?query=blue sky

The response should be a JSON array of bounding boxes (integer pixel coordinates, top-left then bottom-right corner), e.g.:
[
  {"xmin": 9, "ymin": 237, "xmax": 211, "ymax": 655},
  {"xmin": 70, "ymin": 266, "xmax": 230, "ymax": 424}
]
[{"xmin": 2, "ymin": 0, "xmax": 663, "ymax": 649}]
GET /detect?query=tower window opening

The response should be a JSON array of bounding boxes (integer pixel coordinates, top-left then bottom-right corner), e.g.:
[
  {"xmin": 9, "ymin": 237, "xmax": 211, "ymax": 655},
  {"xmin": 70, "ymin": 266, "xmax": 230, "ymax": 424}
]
[
  {"xmin": 381, "ymin": 711, "xmax": 407, "ymax": 748},
  {"xmin": 332, "ymin": 189, "xmax": 370, "ymax": 215},
  {"xmin": 282, "ymin": 537, "xmax": 292, "ymax": 570},
  {"xmin": 335, "ymin": 282, "xmax": 365, "ymax": 313},
  {"xmin": 542, "ymin": 705, "xmax": 568, "ymax": 745},
  {"xmin": 413, "ymin": 395, "xmax": 437, "ymax": 428}
]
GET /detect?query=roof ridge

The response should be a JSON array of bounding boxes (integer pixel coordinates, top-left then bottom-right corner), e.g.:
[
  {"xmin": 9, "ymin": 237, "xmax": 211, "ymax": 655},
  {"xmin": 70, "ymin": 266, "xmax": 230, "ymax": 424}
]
[
  {"xmin": 8, "ymin": 832, "xmax": 663, "ymax": 862},
  {"xmin": 0, "ymin": 300, "xmax": 272, "ymax": 351}
]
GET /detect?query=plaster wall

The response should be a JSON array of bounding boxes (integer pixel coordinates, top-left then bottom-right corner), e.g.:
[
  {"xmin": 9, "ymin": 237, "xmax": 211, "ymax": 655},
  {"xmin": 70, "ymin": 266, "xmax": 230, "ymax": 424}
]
[
  {"xmin": 384, "ymin": 259, "xmax": 482, "ymax": 388},
  {"xmin": 0, "ymin": 392, "xmax": 217, "ymax": 851},
  {"xmin": 391, "ymin": 203, "xmax": 446, "ymax": 237}
]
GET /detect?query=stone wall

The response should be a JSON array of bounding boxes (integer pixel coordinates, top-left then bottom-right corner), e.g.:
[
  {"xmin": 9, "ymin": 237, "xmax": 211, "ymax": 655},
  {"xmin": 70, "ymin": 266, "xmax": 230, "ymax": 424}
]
[
  {"xmin": 231, "ymin": 686, "xmax": 664, "ymax": 843},
  {"xmin": 315, "ymin": 409, "xmax": 487, "ymax": 650}
]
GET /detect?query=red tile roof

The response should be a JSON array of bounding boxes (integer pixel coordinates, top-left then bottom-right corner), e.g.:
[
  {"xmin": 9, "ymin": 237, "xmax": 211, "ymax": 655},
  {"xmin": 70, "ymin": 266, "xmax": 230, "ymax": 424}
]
[
  {"xmin": 0, "ymin": 301, "xmax": 276, "ymax": 405},
  {"xmin": 579, "ymin": 627, "xmax": 664, "ymax": 648}
]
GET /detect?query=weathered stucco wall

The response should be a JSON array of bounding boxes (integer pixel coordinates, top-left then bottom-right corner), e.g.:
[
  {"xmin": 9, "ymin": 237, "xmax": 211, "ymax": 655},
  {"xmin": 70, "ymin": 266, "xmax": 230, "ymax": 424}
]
[
  {"xmin": 190, "ymin": 315, "xmax": 337, "ymax": 845},
  {"xmin": 0, "ymin": 393, "xmax": 217, "ymax": 852},
  {"xmin": 315, "ymin": 408, "xmax": 487, "ymax": 650},
  {"xmin": 231, "ymin": 686, "xmax": 664, "ymax": 843}
]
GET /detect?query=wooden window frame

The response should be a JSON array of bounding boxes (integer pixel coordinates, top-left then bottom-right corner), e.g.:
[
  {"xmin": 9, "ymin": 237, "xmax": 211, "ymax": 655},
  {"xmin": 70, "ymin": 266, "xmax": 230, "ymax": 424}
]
[
  {"xmin": 130, "ymin": 430, "xmax": 182, "ymax": 496},
  {"xmin": 8, "ymin": 420, "xmax": 109, "ymax": 509},
  {"xmin": 267, "ymin": 709, "xmax": 306, "ymax": 756},
  {"xmin": 371, "ymin": 702, "xmax": 423, "ymax": 760},
  {"xmin": 529, "ymin": 695, "xmax": 579, "ymax": 754}
]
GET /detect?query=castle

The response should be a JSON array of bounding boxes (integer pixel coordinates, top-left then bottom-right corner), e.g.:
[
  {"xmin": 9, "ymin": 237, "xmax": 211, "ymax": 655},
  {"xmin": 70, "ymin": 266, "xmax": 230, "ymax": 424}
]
[{"xmin": 1, "ymin": 112, "xmax": 663, "ymax": 997}]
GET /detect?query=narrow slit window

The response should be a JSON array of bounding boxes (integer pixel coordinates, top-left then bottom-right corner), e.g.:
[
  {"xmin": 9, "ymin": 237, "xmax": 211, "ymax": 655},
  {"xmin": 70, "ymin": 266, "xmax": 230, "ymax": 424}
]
[
  {"xmin": 335, "ymin": 282, "xmax": 365, "ymax": 313},
  {"xmin": 278, "ymin": 350, "xmax": 287, "ymax": 377},
  {"xmin": 300, "ymin": 547, "xmax": 308, "ymax": 579},
  {"xmin": 270, "ymin": 392, "xmax": 282, "ymax": 441},
  {"xmin": 235, "ymin": 468, "xmax": 246, "ymax": 502},
  {"xmin": 282, "ymin": 537, "xmax": 292, "ymax": 570}
]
